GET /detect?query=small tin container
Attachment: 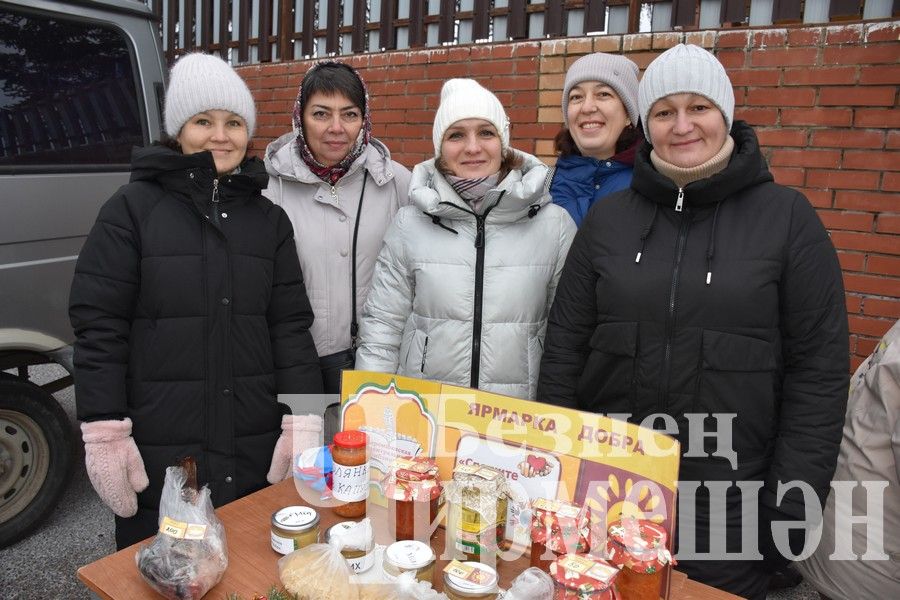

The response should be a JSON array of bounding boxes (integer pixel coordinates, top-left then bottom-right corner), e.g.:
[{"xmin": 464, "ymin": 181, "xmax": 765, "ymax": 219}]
[
  {"xmin": 382, "ymin": 540, "xmax": 437, "ymax": 584},
  {"xmin": 270, "ymin": 506, "xmax": 320, "ymax": 555}
]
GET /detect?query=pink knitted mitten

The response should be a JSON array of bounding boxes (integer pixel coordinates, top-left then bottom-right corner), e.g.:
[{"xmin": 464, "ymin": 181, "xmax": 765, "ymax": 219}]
[
  {"xmin": 81, "ymin": 417, "xmax": 149, "ymax": 517},
  {"xmin": 266, "ymin": 414, "xmax": 323, "ymax": 484}
]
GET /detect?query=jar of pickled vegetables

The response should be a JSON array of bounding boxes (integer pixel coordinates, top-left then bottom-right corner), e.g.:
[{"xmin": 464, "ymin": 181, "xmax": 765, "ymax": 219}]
[
  {"xmin": 444, "ymin": 464, "xmax": 511, "ymax": 561},
  {"xmin": 550, "ymin": 554, "xmax": 620, "ymax": 600},
  {"xmin": 270, "ymin": 506, "xmax": 320, "ymax": 555},
  {"xmin": 530, "ymin": 498, "xmax": 591, "ymax": 571},
  {"xmin": 442, "ymin": 560, "xmax": 499, "ymax": 600},
  {"xmin": 331, "ymin": 430, "xmax": 368, "ymax": 518},
  {"xmin": 606, "ymin": 518, "xmax": 672, "ymax": 600},
  {"xmin": 383, "ymin": 456, "xmax": 443, "ymax": 541}
]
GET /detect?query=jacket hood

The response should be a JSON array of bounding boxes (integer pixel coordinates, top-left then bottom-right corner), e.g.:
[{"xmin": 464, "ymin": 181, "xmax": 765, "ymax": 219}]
[
  {"xmin": 631, "ymin": 120, "xmax": 772, "ymax": 209},
  {"xmin": 264, "ymin": 131, "xmax": 398, "ymax": 187},
  {"xmin": 130, "ymin": 144, "xmax": 268, "ymax": 197},
  {"xmin": 409, "ymin": 150, "xmax": 552, "ymax": 223}
]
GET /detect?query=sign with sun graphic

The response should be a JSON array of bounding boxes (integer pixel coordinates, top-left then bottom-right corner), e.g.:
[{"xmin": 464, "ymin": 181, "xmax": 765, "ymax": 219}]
[{"xmin": 340, "ymin": 371, "xmax": 680, "ymax": 562}]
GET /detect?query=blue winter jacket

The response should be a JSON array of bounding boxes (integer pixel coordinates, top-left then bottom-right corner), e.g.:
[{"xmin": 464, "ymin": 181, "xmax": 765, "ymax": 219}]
[{"xmin": 550, "ymin": 154, "xmax": 633, "ymax": 226}]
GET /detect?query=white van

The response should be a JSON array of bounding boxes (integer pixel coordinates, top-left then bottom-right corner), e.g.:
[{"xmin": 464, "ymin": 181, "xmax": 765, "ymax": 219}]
[{"xmin": 0, "ymin": 0, "xmax": 165, "ymax": 546}]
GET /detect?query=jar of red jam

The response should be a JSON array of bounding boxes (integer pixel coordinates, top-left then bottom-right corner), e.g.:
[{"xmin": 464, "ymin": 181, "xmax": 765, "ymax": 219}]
[
  {"xmin": 530, "ymin": 498, "xmax": 591, "ymax": 571},
  {"xmin": 550, "ymin": 554, "xmax": 619, "ymax": 600},
  {"xmin": 606, "ymin": 518, "xmax": 672, "ymax": 600},
  {"xmin": 383, "ymin": 455, "xmax": 443, "ymax": 541},
  {"xmin": 330, "ymin": 430, "xmax": 368, "ymax": 518}
]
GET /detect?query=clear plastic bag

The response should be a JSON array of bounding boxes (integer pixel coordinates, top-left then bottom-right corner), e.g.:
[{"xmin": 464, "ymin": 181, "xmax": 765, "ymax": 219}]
[
  {"xmin": 393, "ymin": 571, "xmax": 448, "ymax": 600},
  {"xmin": 502, "ymin": 567, "xmax": 554, "ymax": 600},
  {"xmin": 135, "ymin": 461, "xmax": 227, "ymax": 600}
]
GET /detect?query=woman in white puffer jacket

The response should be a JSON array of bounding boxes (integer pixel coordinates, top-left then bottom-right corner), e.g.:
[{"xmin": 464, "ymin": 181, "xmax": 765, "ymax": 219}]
[{"xmin": 355, "ymin": 79, "xmax": 576, "ymax": 400}]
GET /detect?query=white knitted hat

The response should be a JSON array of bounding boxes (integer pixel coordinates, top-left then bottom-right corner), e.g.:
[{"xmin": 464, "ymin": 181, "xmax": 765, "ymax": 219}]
[
  {"xmin": 562, "ymin": 52, "xmax": 640, "ymax": 128},
  {"xmin": 164, "ymin": 53, "xmax": 256, "ymax": 138},
  {"xmin": 432, "ymin": 78, "xmax": 510, "ymax": 157},
  {"xmin": 638, "ymin": 44, "xmax": 734, "ymax": 144}
]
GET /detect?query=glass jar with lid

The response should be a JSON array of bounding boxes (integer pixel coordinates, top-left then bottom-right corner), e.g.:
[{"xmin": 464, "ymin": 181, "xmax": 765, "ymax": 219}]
[
  {"xmin": 444, "ymin": 464, "xmax": 511, "ymax": 561},
  {"xmin": 442, "ymin": 560, "xmax": 499, "ymax": 600},
  {"xmin": 606, "ymin": 518, "xmax": 672, "ymax": 600},
  {"xmin": 270, "ymin": 506, "xmax": 320, "ymax": 555},
  {"xmin": 330, "ymin": 430, "xmax": 368, "ymax": 518},
  {"xmin": 530, "ymin": 498, "xmax": 591, "ymax": 571},
  {"xmin": 382, "ymin": 540, "xmax": 436, "ymax": 584},
  {"xmin": 550, "ymin": 554, "xmax": 620, "ymax": 600},
  {"xmin": 325, "ymin": 521, "xmax": 375, "ymax": 574},
  {"xmin": 383, "ymin": 455, "xmax": 443, "ymax": 541}
]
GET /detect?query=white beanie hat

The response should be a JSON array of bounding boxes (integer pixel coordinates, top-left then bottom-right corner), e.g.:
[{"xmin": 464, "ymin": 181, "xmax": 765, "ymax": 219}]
[
  {"xmin": 432, "ymin": 78, "xmax": 510, "ymax": 157},
  {"xmin": 562, "ymin": 52, "xmax": 640, "ymax": 128},
  {"xmin": 164, "ymin": 53, "xmax": 256, "ymax": 138},
  {"xmin": 638, "ymin": 44, "xmax": 734, "ymax": 144}
]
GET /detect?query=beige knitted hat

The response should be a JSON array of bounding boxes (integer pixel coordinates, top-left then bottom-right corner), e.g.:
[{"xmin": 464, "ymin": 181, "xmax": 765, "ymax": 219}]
[{"xmin": 164, "ymin": 53, "xmax": 256, "ymax": 138}]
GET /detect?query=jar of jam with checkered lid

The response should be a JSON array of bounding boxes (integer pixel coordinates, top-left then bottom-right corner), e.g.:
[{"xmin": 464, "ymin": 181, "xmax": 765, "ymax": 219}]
[
  {"xmin": 606, "ymin": 518, "xmax": 672, "ymax": 600},
  {"xmin": 530, "ymin": 498, "xmax": 591, "ymax": 571}
]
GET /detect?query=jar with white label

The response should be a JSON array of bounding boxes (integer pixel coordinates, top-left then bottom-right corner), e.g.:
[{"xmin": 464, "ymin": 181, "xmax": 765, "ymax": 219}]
[
  {"xmin": 270, "ymin": 506, "xmax": 320, "ymax": 555},
  {"xmin": 325, "ymin": 521, "xmax": 375, "ymax": 574},
  {"xmin": 442, "ymin": 560, "xmax": 499, "ymax": 600},
  {"xmin": 331, "ymin": 430, "xmax": 369, "ymax": 518},
  {"xmin": 382, "ymin": 540, "xmax": 436, "ymax": 584}
]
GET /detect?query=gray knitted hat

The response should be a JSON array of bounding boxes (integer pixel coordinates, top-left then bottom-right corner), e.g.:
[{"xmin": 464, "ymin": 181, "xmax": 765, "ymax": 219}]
[
  {"xmin": 433, "ymin": 78, "xmax": 510, "ymax": 157},
  {"xmin": 164, "ymin": 53, "xmax": 256, "ymax": 138},
  {"xmin": 638, "ymin": 44, "xmax": 734, "ymax": 144},
  {"xmin": 562, "ymin": 52, "xmax": 640, "ymax": 128}
]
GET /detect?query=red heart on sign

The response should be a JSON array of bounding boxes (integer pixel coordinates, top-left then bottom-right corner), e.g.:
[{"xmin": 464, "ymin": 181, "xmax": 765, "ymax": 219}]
[{"xmin": 527, "ymin": 454, "xmax": 548, "ymax": 473}]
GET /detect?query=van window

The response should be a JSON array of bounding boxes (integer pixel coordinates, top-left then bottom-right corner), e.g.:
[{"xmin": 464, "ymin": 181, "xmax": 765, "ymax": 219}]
[{"xmin": 0, "ymin": 5, "xmax": 145, "ymax": 171}]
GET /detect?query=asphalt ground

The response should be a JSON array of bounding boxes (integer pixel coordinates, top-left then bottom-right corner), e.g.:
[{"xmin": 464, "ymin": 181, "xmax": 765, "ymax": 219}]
[{"xmin": 0, "ymin": 364, "xmax": 821, "ymax": 600}]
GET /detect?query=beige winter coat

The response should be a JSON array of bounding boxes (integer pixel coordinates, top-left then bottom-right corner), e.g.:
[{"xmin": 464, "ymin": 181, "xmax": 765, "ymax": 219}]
[{"xmin": 263, "ymin": 133, "xmax": 411, "ymax": 356}]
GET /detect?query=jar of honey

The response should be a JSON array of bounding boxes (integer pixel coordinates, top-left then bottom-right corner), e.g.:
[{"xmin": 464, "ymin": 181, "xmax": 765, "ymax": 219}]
[
  {"xmin": 325, "ymin": 521, "xmax": 375, "ymax": 574},
  {"xmin": 550, "ymin": 554, "xmax": 619, "ymax": 600},
  {"xmin": 444, "ymin": 464, "xmax": 511, "ymax": 561},
  {"xmin": 382, "ymin": 540, "xmax": 436, "ymax": 584},
  {"xmin": 530, "ymin": 498, "xmax": 591, "ymax": 571},
  {"xmin": 330, "ymin": 430, "xmax": 368, "ymax": 518},
  {"xmin": 270, "ymin": 506, "xmax": 320, "ymax": 555},
  {"xmin": 606, "ymin": 518, "xmax": 672, "ymax": 600},
  {"xmin": 384, "ymin": 456, "xmax": 443, "ymax": 541},
  {"xmin": 442, "ymin": 560, "xmax": 499, "ymax": 600}
]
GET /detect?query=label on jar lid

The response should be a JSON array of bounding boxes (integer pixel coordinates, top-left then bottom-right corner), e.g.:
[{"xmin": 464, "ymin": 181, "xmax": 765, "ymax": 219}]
[
  {"xmin": 553, "ymin": 554, "xmax": 618, "ymax": 588},
  {"xmin": 453, "ymin": 463, "xmax": 501, "ymax": 481},
  {"xmin": 532, "ymin": 498, "xmax": 580, "ymax": 519},
  {"xmin": 443, "ymin": 560, "xmax": 498, "ymax": 592},
  {"xmin": 386, "ymin": 540, "xmax": 435, "ymax": 569},
  {"xmin": 160, "ymin": 516, "xmax": 207, "ymax": 540},
  {"xmin": 273, "ymin": 506, "xmax": 318, "ymax": 531}
]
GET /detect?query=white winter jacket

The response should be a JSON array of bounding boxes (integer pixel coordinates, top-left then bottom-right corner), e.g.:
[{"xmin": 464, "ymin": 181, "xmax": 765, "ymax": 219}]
[
  {"xmin": 355, "ymin": 152, "xmax": 576, "ymax": 400},
  {"xmin": 263, "ymin": 133, "xmax": 411, "ymax": 356}
]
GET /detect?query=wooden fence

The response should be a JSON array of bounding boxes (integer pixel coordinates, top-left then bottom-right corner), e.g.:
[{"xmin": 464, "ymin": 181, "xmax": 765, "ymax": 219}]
[{"xmin": 149, "ymin": 0, "xmax": 898, "ymax": 64}]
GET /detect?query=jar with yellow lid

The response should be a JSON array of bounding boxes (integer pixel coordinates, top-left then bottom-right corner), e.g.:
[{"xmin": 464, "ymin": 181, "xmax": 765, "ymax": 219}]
[
  {"xmin": 325, "ymin": 521, "xmax": 375, "ymax": 573},
  {"xmin": 270, "ymin": 506, "xmax": 320, "ymax": 555},
  {"xmin": 442, "ymin": 560, "xmax": 499, "ymax": 600},
  {"xmin": 382, "ymin": 540, "xmax": 436, "ymax": 585}
]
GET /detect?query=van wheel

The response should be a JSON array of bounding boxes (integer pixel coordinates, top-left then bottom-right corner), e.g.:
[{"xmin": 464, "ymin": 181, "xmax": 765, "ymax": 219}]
[{"xmin": 0, "ymin": 375, "xmax": 74, "ymax": 548}]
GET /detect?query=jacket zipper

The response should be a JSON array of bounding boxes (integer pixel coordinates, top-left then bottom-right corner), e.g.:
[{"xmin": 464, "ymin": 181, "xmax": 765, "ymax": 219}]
[
  {"xmin": 659, "ymin": 200, "xmax": 691, "ymax": 413},
  {"xmin": 211, "ymin": 178, "xmax": 221, "ymax": 227},
  {"xmin": 470, "ymin": 213, "xmax": 486, "ymax": 389},
  {"xmin": 675, "ymin": 188, "xmax": 684, "ymax": 212},
  {"xmin": 420, "ymin": 336, "xmax": 429, "ymax": 373}
]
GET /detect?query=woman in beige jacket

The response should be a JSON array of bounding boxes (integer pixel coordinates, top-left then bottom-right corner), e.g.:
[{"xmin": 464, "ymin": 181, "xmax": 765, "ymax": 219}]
[{"xmin": 264, "ymin": 61, "xmax": 411, "ymax": 394}]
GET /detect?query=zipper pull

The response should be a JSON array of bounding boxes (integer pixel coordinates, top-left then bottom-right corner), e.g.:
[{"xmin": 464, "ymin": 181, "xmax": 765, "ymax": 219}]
[
  {"xmin": 420, "ymin": 337, "xmax": 429, "ymax": 373},
  {"xmin": 474, "ymin": 217, "xmax": 485, "ymax": 248},
  {"xmin": 211, "ymin": 179, "xmax": 221, "ymax": 226},
  {"xmin": 675, "ymin": 188, "xmax": 684, "ymax": 212},
  {"xmin": 330, "ymin": 185, "xmax": 337, "ymax": 199}
]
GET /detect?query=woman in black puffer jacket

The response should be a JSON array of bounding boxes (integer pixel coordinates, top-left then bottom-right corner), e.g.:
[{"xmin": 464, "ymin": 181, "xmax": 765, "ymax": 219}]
[
  {"xmin": 70, "ymin": 53, "xmax": 323, "ymax": 549},
  {"xmin": 538, "ymin": 44, "xmax": 849, "ymax": 599}
]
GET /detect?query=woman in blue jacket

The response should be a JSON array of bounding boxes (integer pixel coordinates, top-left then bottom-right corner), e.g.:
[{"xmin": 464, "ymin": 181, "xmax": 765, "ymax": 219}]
[{"xmin": 550, "ymin": 53, "xmax": 643, "ymax": 226}]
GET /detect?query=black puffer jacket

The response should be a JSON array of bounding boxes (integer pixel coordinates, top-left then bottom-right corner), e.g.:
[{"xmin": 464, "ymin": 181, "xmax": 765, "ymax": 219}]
[
  {"xmin": 538, "ymin": 121, "xmax": 848, "ymax": 530},
  {"xmin": 70, "ymin": 145, "xmax": 321, "ymax": 515}
]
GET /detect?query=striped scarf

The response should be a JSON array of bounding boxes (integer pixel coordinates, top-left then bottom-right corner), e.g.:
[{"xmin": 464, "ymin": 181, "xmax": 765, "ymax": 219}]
[{"xmin": 446, "ymin": 173, "xmax": 500, "ymax": 214}]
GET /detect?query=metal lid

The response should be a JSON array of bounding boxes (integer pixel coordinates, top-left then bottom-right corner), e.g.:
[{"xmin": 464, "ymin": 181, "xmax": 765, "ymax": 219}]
[
  {"xmin": 443, "ymin": 561, "xmax": 499, "ymax": 596},
  {"xmin": 385, "ymin": 540, "xmax": 435, "ymax": 570},
  {"xmin": 271, "ymin": 506, "xmax": 319, "ymax": 532}
]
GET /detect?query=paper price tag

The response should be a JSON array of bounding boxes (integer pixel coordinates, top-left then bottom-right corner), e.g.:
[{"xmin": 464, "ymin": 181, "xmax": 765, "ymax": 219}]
[{"xmin": 159, "ymin": 516, "xmax": 206, "ymax": 540}]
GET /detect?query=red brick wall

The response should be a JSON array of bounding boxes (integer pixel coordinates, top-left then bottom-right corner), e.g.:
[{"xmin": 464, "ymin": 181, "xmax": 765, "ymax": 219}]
[{"xmin": 238, "ymin": 21, "xmax": 900, "ymax": 372}]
